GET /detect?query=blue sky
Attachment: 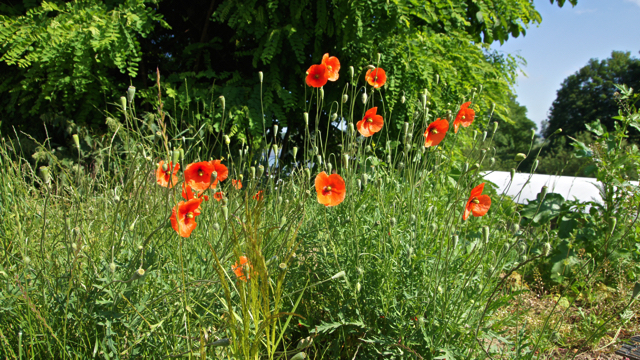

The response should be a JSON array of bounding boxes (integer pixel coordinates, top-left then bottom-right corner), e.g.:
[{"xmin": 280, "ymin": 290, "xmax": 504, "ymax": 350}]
[{"xmin": 491, "ymin": 0, "xmax": 640, "ymax": 130}]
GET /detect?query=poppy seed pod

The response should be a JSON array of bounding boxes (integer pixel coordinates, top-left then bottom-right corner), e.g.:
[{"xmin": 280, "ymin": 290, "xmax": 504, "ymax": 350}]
[
  {"xmin": 361, "ymin": 92, "xmax": 367, "ymax": 104},
  {"xmin": 482, "ymin": 226, "xmax": 490, "ymax": 243},
  {"xmin": 553, "ymin": 128, "xmax": 563, "ymax": 135},
  {"xmin": 303, "ymin": 112, "xmax": 309, "ymax": 126},
  {"xmin": 258, "ymin": 71, "xmax": 263, "ymax": 83},
  {"xmin": 543, "ymin": 242, "xmax": 551, "ymax": 257},
  {"xmin": 127, "ymin": 86, "xmax": 136, "ymax": 103},
  {"xmin": 132, "ymin": 268, "xmax": 145, "ymax": 281},
  {"xmin": 222, "ymin": 206, "xmax": 228, "ymax": 220},
  {"xmin": 279, "ymin": 263, "xmax": 287, "ymax": 271},
  {"xmin": 514, "ymin": 153, "xmax": 526, "ymax": 162},
  {"xmin": 219, "ymin": 96, "xmax": 225, "ymax": 110},
  {"xmin": 250, "ymin": 166, "xmax": 256, "ymax": 179},
  {"xmin": 120, "ymin": 96, "xmax": 127, "ymax": 111},
  {"xmin": 211, "ymin": 171, "xmax": 218, "ymax": 182},
  {"xmin": 171, "ymin": 150, "xmax": 180, "ymax": 167},
  {"xmin": 532, "ymin": 159, "xmax": 539, "ymax": 173},
  {"xmin": 292, "ymin": 147, "xmax": 298, "ymax": 159},
  {"xmin": 257, "ymin": 165, "xmax": 264, "ymax": 178}
]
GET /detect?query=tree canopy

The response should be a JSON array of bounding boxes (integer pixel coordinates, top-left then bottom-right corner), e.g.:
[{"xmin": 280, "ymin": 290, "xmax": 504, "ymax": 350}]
[
  {"xmin": 542, "ymin": 51, "xmax": 640, "ymax": 141},
  {"xmin": 1, "ymin": 0, "xmax": 575, "ymax": 149}
]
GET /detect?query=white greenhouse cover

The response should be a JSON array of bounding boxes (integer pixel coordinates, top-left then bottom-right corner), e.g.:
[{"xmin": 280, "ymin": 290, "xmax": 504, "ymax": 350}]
[{"xmin": 482, "ymin": 171, "xmax": 621, "ymax": 205}]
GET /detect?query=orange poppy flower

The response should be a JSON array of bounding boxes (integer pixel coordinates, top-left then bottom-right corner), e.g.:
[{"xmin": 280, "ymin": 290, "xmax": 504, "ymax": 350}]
[
  {"xmin": 365, "ymin": 67, "xmax": 387, "ymax": 89},
  {"xmin": 315, "ymin": 171, "xmax": 346, "ymax": 207},
  {"xmin": 184, "ymin": 161, "xmax": 215, "ymax": 192},
  {"xmin": 253, "ymin": 191, "xmax": 264, "ymax": 201},
  {"xmin": 209, "ymin": 160, "xmax": 229, "ymax": 189},
  {"xmin": 181, "ymin": 183, "xmax": 209, "ymax": 201},
  {"xmin": 306, "ymin": 64, "xmax": 328, "ymax": 88},
  {"xmin": 453, "ymin": 102, "xmax": 476, "ymax": 133},
  {"xmin": 156, "ymin": 160, "xmax": 180, "ymax": 188},
  {"xmin": 213, "ymin": 191, "xmax": 224, "ymax": 201},
  {"xmin": 321, "ymin": 53, "xmax": 340, "ymax": 81},
  {"xmin": 232, "ymin": 256, "xmax": 251, "ymax": 281},
  {"xmin": 463, "ymin": 183, "xmax": 491, "ymax": 221},
  {"xmin": 424, "ymin": 118, "xmax": 449, "ymax": 147},
  {"xmin": 356, "ymin": 107, "xmax": 384, "ymax": 137},
  {"xmin": 232, "ymin": 179, "xmax": 242, "ymax": 189},
  {"xmin": 170, "ymin": 198, "xmax": 203, "ymax": 238}
]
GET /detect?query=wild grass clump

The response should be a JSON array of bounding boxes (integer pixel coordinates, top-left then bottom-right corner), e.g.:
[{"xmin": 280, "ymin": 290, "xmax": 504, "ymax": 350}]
[{"xmin": 1, "ymin": 58, "xmax": 638, "ymax": 359}]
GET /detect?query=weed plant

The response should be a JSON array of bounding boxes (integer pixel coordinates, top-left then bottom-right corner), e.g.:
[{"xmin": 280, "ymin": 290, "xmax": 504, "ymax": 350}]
[{"xmin": 1, "ymin": 60, "xmax": 639, "ymax": 359}]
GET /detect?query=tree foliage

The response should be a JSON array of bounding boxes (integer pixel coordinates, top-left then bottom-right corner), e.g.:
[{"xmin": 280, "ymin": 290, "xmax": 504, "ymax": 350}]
[
  {"xmin": 542, "ymin": 51, "xmax": 640, "ymax": 141},
  {"xmin": 0, "ymin": 0, "xmax": 575, "ymax": 151}
]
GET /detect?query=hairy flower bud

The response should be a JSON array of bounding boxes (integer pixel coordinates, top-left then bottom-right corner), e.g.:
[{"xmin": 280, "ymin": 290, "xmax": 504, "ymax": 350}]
[
  {"xmin": 172, "ymin": 150, "xmax": 180, "ymax": 166},
  {"xmin": 120, "ymin": 96, "xmax": 127, "ymax": 111},
  {"xmin": 127, "ymin": 86, "xmax": 136, "ymax": 104},
  {"xmin": 258, "ymin": 71, "xmax": 263, "ymax": 83},
  {"xmin": 304, "ymin": 112, "xmax": 309, "ymax": 126},
  {"xmin": 292, "ymin": 147, "xmax": 298, "ymax": 159},
  {"xmin": 514, "ymin": 153, "xmax": 526, "ymax": 162},
  {"xmin": 482, "ymin": 226, "xmax": 490, "ymax": 243},
  {"xmin": 492, "ymin": 122, "xmax": 499, "ymax": 134},
  {"xmin": 219, "ymin": 96, "xmax": 225, "ymax": 110},
  {"xmin": 532, "ymin": 159, "xmax": 539, "ymax": 173},
  {"xmin": 361, "ymin": 92, "xmax": 368, "ymax": 104},
  {"xmin": 342, "ymin": 94, "xmax": 348, "ymax": 103},
  {"xmin": 257, "ymin": 165, "xmax": 264, "ymax": 178},
  {"xmin": 543, "ymin": 242, "xmax": 551, "ymax": 257},
  {"xmin": 222, "ymin": 206, "xmax": 228, "ymax": 220},
  {"xmin": 224, "ymin": 135, "xmax": 230, "ymax": 145}
]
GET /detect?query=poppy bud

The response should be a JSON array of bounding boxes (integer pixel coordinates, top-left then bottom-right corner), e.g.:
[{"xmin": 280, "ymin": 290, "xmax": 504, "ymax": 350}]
[
  {"xmin": 316, "ymin": 155, "xmax": 322, "ymax": 166},
  {"xmin": 72, "ymin": 242, "xmax": 78, "ymax": 251},
  {"xmin": 273, "ymin": 143, "xmax": 279, "ymax": 156},
  {"xmin": 490, "ymin": 103, "xmax": 496, "ymax": 115},
  {"xmin": 320, "ymin": 87, "xmax": 324, "ymax": 100},
  {"xmin": 356, "ymin": 282, "xmax": 361, "ymax": 292},
  {"xmin": 482, "ymin": 131, "xmax": 488, "ymax": 142},
  {"xmin": 342, "ymin": 154, "xmax": 349, "ymax": 170},
  {"xmin": 490, "ymin": 157, "xmax": 495, "ymax": 167},
  {"xmin": 304, "ymin": 168, "xmax": 310, "ymax": 179},
  {"xmin": 436, "ymin": 74, "xmax": 440, "ymax": 84},
  {"xmin": 361, "ymin": 92, "xmax": 368, "ymax": 104},
  {"xmin": 303, "ymin": 112, "xmax": 309, "ymax": 126},
  {"xmin": 258, "ymin": 71, "xmax": 263, "ymax": 83},
  {"xmin": 342, "ymin": 94, "xmax": 348, "ymax": 104},
  {"xmin": 120, "ymin": 96, "xmax": 127, "ymax": 111},
  {"xmin": 109, "ymin": 262, "xmax": 116, "ymax": 272},
  {"xmin": 398, "ymin": 162, "xmax": 404, "ymax": 170},
  {"xmin": 520, "ymin": 255, "xmax": 528, "ymax": 263},
  {"xmin": 179, "ymin": 148, "xmax": 184, "ymax": 162},
  {"xmin": 331, "ymin": 271, "xmax": 346, "ymax": 280},
  {"xmin": 468, "ymin": 163, "xmax": 480, "ymax": 172},
  {"xmin": 172, "ymin": 150, "xmax": 180, "ymax": 166},
  {"xmin": 502, "ymin": 243, "xmax": 510, "ymax": 253},
  {"xmin": 510, "ymin": 168, "xmax": 515, "ymax": 180},
  {"xmin": 543, "ymin": 242, "xmax": 551, "ymax": 257},
  {"xmin": 213, "ymin": 223, "xmax": 220, "ymax": 231},
  {"xmin": 514, "ymin": 153, "xmax": 526, "ymax": 162},
  {"xmin": 327, "ymin": 162, "xmax": 332, "ymax": 174},
  {"xmin": 211, "ymin": 171, "xmax": 218, "ymax": 182},
  {"xmin": 390, "ymin": 217, "xmax": 397, "ymax": 227},
  {"xmin": 553, "ymin": 128, "xmax": 562, "ymax": 135},
  {"xmin": 452, "ymin": 235, "xmax": 459, "ymax": 249},
  {"xmin": 540, "ymin": 185, "xmax": 548, "ymax": 200},
  {"xmin": 482, "ymin": 226, "xmax": 490, "ymax": 243},
  {"xmin": 421, "ymin": 94, "xmax": 427, "ymax": 108},
  {"xmin": 331, "ymin": 113, "xmax": 337, "ymax": 122},
  {"xmin": 531, "ymin": 129, "xmax": 536, "ymax": 140},
  {"xmin": 473, "ymin": 131, "xmax": 478, "ymax": 141},
  {"xmin": 490, "ymin": 122, "xmax": 498, "ymax": 134},
  {"xmin": 39, "ymin": 166, "xmax": 51, "ymax": 184},
  {"xmin": 532, "ymin": 159, "xmax": 539, "ymax": 173},
  {"xmin": 511, "ymin": 223, "xmax": 520, "ymax": 234},
  {"xmin": 362, "ymin": 173, "xmax": 368, "ymax": 187},
  {"xmin": 386, "ymin": 154, "xmax": 391, "ymax": 164},
  {"xmin": 291, "ymin": 147, "xmax": 298, "ymax": 160},
  {"xmin": 219, "ymin": 96, "xmax": 225, "ymax": 110},
  {"xmin": 463, "ymin": 163, "xmax": 469, "ymax": 173},
  {"xmin": 290, "ymin": 352, "xmax": 307, "ymax": 360},
  {"xmin": 224, "ymin": 135, "xmax": 230, "ymax": 145},
  {"xmin": 279, "ymin": 216, "xmax": 286, "ymax": 228},
  {"xmin": 349, "ymin": 66, "xmax": 354, "ymax": 79},
  {"xmin": 410, "ymin": 214, "xmax": 416, "ymax": 223},
  {"xmin": 401, "ymin": 95, "xmax": 406, "ymax": 104},
  {"xmin": 222, "ymin": 206, "xmax": 228, "ymax": 220},
  {"xmin": 251, "ymin": 166, "xmax": 256, "ymax": 179},
  {"xmin": 365, "ymin": 145, "xmax": 371, "ymax": 153},
  {"xmin": 348, "ymin": 122, "xmax": 355, "ymax": 136},
  {"xmin": 357, "ymin": 179, "xmax": 362, "ymax": 191}
]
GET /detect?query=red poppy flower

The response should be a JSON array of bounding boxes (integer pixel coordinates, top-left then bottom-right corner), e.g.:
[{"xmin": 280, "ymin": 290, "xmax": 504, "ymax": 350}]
[
  {"xmin": 232, "ymin": 256, "xmax": 251, "ymax": 281},
  {"xmin": 209, "ymin": 160, "xmax": 229, "ymax": 189},
  {"xmin": 184, "ymin": 161, "xmax": 215, "ymax": 192},
  {"xmin": 306, "ymin": 64, "xmax": 328, "ymax": 88},
  {"xmin": 213, "ymin": 191, "xmax": 224, "ymax": 201},
  {"xmin": 356, "ymin": 107, "xmax": 384, "ymax": 137},
  {"xmin": 315, "ymin": 171, "xmax": 346, "ymax": 207},
  {"xmin": 253, "ymin": 191, "xmax": 264, "ymax": 201},
  {"xmin": 365, "ymin": 67, "xmax": 387, "ymax": 89},
  {"xmin": 170, "ymin": 198, "xmax": 203, "ymax": 238},
  {"xmin": 156, "ymin": 160, "xmax": 180, "ymax": 188},
  {"xmin": 453, "ymin": 102, "xmax": 476, "ymax": 133},
  {"xmin": 463, "ymin": 183, "xmax": 491, "ymax": 220},
  {"xmin": 321, "ymin": 53, "xmax": 340, "ymax": 82},
  {"xmin": 181, "ymin": 183, "xmax": 209, "ymax": 201},
  {"xmin": 424, "ymin": 118, "xmax": 449, "ymax": 147},
  {"xmin": 232, "ymin": 179, "xmax": 242, "ymax": 190}
]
